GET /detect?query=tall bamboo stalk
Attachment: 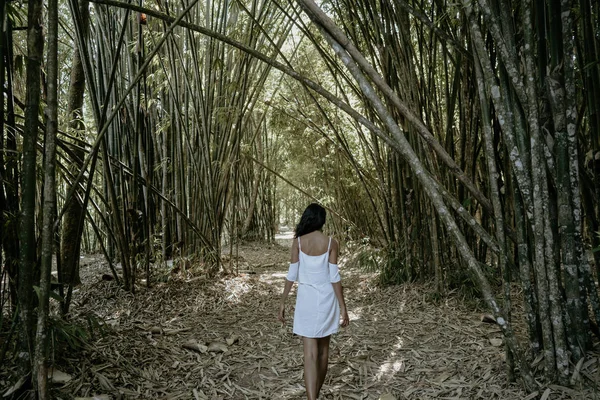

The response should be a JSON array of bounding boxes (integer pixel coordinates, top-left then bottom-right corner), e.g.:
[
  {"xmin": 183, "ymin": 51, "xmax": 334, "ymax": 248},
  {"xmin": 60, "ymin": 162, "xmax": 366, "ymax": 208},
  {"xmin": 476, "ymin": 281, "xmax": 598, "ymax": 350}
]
[
  {"xmin": 34, "ymin": 0, "xmax": 59, "ymax": 395},
  {"xmin": 18, "ymin": 0, "xmax": 44, "ymax": 378}
]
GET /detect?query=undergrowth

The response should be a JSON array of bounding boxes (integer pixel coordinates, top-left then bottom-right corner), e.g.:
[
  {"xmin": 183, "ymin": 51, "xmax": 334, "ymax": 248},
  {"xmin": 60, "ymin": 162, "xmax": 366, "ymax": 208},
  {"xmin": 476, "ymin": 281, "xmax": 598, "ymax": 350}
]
[
  {"xmin": 346, "ymin": 242, "xmax": 414, "ymax": 285},
  {"xmin": 0, "ymin": 311, "xmax": 104, "ymax": 379},
  {"xmin": 347, "ymin": 242, "xmax": 498, "ymax": 304}
]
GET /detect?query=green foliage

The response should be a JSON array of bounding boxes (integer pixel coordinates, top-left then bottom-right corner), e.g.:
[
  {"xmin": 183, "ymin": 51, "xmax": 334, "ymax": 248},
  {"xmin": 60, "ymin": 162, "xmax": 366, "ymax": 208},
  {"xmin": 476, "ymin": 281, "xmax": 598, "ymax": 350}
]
[
  {"xmin": 446, "ymin": 265, "xmax": 482, "ymax": 299},
  {"xmin": 14, "ymin": 54, "xmax": 24, "ymax": 77},
  {"xmin": 348, "ymin": 242, "xmax": 412, "ymax": 285},
  {"xmin": 49, "ymin": 316, "xmax": 90, "ymax": 352},
  {"xmin": 424, "ymin": 291, "xmax": 443, "ymax": 305},
  {"xmin": 33, "ymin": 285, "xmax": 65, "ymax": 303},
  {"xmin": 446, "ymin": 261, "xmax": 498, "ymax": 302},
  {"xmin": 379, "ymin": 253, "xmax": 411, "ymax": 285},
  {"xmin": 5, "ymin": 1, "xmax": 25, "ymax": 26}
]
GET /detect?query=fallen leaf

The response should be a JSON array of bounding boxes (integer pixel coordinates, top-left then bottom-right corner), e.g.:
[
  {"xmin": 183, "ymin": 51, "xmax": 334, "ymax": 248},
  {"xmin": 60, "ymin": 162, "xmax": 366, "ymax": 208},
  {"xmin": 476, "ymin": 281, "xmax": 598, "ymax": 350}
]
[
  {"xmin": 207, "ymin": 342, "xmax": 228, "ymax": 353},
  {"xmin": 435, "ymin": 372, "xmax": 451, "ymax": 383},
  {"xmin": 2, "ymin": 376, "xmax": 28, "ymax": 397},
  {"xmin": 183, "ymin": 340, "xmax": 208, "ymax": 353},
  {"xmin": 49, "ymin": 368, "xmax": 72, "ymax": 384},
  {"xmin": 480, "ymin": 314, "xmax": 496, "ymax": 324},
  {"xmin": 540, "ymin": 388, "xmax": 552, "ymax": 400},
  {"xmin": 226, "ymin": 335, "xmax": 239, "ymax": 346},
  {"xmin": 95, "ymin": 372, "xmax": 115, "ymax": 391},
  {"xmin": 150, "ymin": 326, "xmax": 163, "ymax": 334}
]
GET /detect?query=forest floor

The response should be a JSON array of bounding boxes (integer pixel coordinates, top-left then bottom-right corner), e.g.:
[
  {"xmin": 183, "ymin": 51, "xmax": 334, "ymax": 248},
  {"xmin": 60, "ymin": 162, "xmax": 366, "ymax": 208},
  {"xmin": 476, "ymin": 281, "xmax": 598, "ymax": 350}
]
[{"xmin": 29, "ymin": 237, "xmax": 600, "ymax": 399}]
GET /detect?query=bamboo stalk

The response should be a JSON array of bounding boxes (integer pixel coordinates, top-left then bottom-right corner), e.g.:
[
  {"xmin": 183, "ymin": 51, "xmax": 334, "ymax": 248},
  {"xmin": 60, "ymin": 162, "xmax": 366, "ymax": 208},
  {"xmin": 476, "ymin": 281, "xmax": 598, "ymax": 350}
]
[{"xmin": 35, "ymin": 0, "xmax": 59, "ymax": 394}]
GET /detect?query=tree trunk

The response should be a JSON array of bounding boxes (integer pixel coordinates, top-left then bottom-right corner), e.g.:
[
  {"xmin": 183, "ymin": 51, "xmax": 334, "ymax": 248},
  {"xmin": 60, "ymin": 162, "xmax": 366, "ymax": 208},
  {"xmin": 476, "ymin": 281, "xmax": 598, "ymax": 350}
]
[
  {"xmin": 561, "ymin": 0, "xmax": 593, "ymax": 356},
  {"xmin": 61, "ymin": 0, "xmax": 90, "ymax": 286},
  {"xmin": 241, "ymin": 136, "xmax": 264, "ymax": 237},
  {"xmin": 474, "ymin": 56, "xmax": 514, "ymax": 379},
  {"xmin": 548, "ymin": 74, "xmax": 586, "ymax": 361},
  {"xmin": 0, "ymin": 0, "xmax": 6, "ymax": 295},
  {"xmin": 18, "ymin": 0, "xmax": 44, "ymax": 378},
  {"xmin": 34, "ymin": 0, "xmax": 59, "ymax": 395},
  {"xmin": 1, "ymin": 0, "xmax": 20, "ymax": 311}
]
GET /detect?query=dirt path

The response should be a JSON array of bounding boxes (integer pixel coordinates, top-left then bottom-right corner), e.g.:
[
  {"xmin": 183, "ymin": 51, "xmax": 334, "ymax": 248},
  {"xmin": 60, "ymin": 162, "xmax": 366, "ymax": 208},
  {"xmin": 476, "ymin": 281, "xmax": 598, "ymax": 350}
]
[{"xmin": 57, "ymin": 242, "xmax": 598, "ymax": 399}]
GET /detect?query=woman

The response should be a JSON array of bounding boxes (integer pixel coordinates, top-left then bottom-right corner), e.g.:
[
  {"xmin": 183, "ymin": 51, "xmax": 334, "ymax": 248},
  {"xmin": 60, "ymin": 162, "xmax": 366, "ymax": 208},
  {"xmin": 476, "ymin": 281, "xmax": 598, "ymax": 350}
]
[{"xmin": 278, "ymin": 203, "xmax": 350, "ymax": 400}]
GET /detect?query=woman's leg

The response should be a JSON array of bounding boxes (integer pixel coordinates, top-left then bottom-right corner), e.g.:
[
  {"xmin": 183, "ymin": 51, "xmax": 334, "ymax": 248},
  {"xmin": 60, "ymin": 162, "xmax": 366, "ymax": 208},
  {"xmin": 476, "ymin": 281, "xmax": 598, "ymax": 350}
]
[
  {"xmin": 316, "ymin": 336, "xmax": 331, "ymax": 395},
  {"xmin": 303, "ymin": 337, "xmax": 319, "ymax": 400}
]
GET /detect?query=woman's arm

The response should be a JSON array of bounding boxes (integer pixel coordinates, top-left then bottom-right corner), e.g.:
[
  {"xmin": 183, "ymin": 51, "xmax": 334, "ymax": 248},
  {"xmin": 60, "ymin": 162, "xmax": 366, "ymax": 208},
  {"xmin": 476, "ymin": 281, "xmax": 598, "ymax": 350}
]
[
  {"xmin": 329, "ymin": 239, "xmax": 349, "ymax": 327},
  {"xmin": 279, "ymin": 279, "xmax": 294, "ymax": 323},
  {"xmin": 278, "ymin": 238, "xmax": 300, "ymax": 324},
  {"xmin": 332, "ymin": 282, "xmax": 349, "ymax": 327}
]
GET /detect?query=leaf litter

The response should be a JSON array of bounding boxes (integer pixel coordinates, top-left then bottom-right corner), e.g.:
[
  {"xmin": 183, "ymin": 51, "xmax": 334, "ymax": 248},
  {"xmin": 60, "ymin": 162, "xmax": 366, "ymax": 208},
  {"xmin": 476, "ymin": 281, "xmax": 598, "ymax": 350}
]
[{"xmin": 48, "ymin": 242, "xmax": 600, "ymax": 399}]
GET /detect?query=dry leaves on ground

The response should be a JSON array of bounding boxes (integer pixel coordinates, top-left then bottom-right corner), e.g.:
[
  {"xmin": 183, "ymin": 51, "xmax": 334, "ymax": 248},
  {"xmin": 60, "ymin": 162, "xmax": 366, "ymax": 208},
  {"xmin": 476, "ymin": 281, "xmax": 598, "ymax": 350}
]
[{"xmin": 46, "ymin": 242, "xmax": 600, "ymax": 399}]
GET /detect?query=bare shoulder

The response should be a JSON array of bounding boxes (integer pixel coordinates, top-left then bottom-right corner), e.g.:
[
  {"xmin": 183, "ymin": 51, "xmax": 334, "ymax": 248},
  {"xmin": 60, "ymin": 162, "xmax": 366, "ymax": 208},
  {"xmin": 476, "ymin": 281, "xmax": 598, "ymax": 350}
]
[
  {"xmin": 290, "ymin": 236, "xmax": 299, "ymax": 263},
  {"xmin": 290, "ymin": 237, "xmax": 299, "ymax": 255},
  {"xmin": 328, "ymin": 237, "xmax": 339, "ymax": 264},
  {"xmin": 330, "ymin": 237, "xmax": 339, "ymax": 250}
]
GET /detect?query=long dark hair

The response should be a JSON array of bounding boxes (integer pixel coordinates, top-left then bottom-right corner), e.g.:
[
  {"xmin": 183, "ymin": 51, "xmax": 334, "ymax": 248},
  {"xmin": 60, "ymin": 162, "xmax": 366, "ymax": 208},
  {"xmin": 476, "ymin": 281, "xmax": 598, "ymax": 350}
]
[{"xmin": 294, "ymin": 203, "xmax": 326, "ymax": 238}]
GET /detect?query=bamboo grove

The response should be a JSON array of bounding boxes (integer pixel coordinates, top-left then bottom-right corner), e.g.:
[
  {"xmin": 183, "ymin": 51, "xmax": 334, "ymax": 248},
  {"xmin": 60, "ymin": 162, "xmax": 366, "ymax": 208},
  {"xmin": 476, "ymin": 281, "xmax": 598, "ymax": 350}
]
[{"xmin": 0, "ymin": 0, "xmax": 599, "ymax": 396}]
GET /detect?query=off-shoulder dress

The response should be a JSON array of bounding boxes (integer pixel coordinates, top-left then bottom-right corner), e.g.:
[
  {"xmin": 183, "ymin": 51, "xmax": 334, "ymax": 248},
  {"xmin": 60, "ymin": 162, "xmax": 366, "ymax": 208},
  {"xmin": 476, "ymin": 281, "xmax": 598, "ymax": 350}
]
[{"xmin": 286, "ymin": 237, "xmax": 341, "ymax": 338}]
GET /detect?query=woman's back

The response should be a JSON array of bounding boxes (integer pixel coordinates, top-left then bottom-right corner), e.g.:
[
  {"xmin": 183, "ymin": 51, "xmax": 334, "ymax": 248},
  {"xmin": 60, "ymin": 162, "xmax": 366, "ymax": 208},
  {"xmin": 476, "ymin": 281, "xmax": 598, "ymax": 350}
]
[
  {"xmin": 297, "ymin": 231, "xmax": 333, "ymax": 285},
  {"xmin": 295, "ymin": 231, "xmax": 335, "ymax": 259},
  {"xmin": 293, "ymin": 230, "xmax": 340, "ymax": 338}
]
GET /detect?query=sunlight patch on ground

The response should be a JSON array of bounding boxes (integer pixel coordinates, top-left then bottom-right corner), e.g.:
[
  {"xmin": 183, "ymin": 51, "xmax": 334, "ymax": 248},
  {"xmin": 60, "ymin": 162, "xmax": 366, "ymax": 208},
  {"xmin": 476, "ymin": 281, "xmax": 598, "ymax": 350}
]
[
  {"xmin": 348, "ymin": 307, "xmax": 362, "ymax": 322},
  {"xmin": 375, "ymin": 336, "xmax": 406, "ymax": 381},
  {"xmin": 104, "ymin": 308, "xmax": 131, "ymax": 326},
  {"xmin": 224, "ymin": 276, "xmax": 252, "ymax": 303},
  {"xmin": 264, "ymin": 272, "xmax": 288, "ymax": 286},
  {"xmin": 275, "ymin": 232, "xmax": 295, "ymax": 240},
  {"xmin": 393, "ymin": 336, "xmax": 404, "ymax": 349},
  {"xmin": 375, "ymin": 359, "xmax": 406, "ymax": 381},
  {"xmin": 398, "ymin": 299, "xmax": 406, "ymax": 313}
]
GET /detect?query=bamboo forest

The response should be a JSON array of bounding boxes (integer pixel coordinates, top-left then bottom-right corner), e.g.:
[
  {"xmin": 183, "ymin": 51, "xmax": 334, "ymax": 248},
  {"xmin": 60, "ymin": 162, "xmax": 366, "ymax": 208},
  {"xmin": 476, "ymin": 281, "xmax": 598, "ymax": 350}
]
[{"xmin": 1, "ymin": 0, "xmax": 600, "ymax": 398}]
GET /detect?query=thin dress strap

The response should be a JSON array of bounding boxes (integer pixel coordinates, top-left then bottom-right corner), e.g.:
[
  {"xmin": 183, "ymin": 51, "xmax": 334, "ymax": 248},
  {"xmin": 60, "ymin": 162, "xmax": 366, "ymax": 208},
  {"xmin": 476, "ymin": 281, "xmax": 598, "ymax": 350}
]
[
  {"xmin": 298, "ymin": 237, "xmax": 302, "ymax": 251},
  {"xmin": 327, "ymin": 237, "xmax": 331, "ymax": 252}
]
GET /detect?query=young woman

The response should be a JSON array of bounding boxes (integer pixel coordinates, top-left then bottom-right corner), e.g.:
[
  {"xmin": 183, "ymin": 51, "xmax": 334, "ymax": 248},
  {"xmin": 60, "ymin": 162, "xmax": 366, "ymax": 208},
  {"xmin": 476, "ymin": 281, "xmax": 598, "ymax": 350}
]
[{"xmin": 278, "ymin": 203, "xmax": 350, "ymax": 400}]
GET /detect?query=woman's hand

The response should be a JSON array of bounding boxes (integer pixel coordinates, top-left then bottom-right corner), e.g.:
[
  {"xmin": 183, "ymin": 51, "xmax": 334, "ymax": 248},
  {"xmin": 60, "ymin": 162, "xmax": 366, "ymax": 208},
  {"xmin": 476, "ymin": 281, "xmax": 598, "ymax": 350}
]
[
  {"xmin": 279, "ymin": 280, "xmax": 294, "ymax": 325},
  {"xmin": 340, "ymin": 306, "xmax": 349, "ymax": 327},
  {"xmin": 278, "ymin": 303, "xmax": 286, "ymax": 324}
]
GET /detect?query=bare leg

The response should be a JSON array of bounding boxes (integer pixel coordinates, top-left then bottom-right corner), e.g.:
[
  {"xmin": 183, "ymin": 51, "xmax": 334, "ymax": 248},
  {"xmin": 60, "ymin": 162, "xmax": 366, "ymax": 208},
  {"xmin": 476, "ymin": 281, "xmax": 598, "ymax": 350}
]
[
  {"xmin": 303, "ymin": 337, "xmax": 319, "ymax": 400},
  {"xmin": 316, "ymin": 336, "xmax": 331, "ymax": 396}
]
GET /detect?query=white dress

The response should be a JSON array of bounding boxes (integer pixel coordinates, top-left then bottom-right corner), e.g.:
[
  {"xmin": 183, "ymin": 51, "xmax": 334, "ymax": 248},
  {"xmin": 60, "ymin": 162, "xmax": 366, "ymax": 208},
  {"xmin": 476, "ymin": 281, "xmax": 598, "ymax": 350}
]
[{"xmin": 286, "ymin": 237, "xmax": 341, "ymax": 338}]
